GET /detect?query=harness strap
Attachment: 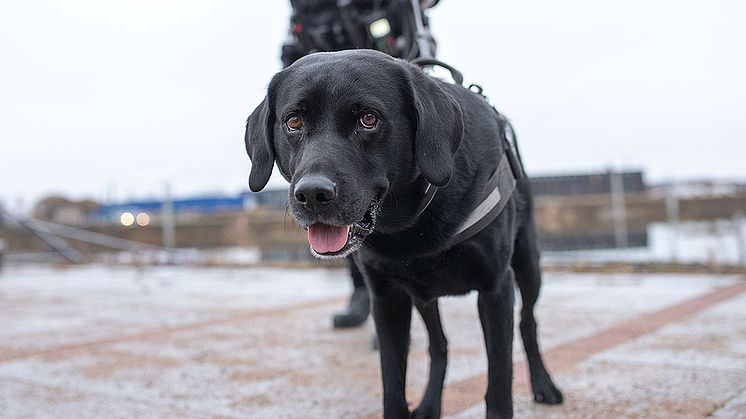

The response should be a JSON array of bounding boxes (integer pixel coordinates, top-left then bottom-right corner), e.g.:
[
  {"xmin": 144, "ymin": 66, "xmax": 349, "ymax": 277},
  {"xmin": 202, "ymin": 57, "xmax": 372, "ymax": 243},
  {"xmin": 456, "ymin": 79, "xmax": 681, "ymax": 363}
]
[
  {"xmin": 406, "ymin": 59, "xmax": 523, "ymax": 246},
  {"xmin": 411, "ymin": 114, "xmax": 523, "ymax": 247},
  {"xmin": 450, "ymin": 153, "xmax": 517, "ymax": 245}
]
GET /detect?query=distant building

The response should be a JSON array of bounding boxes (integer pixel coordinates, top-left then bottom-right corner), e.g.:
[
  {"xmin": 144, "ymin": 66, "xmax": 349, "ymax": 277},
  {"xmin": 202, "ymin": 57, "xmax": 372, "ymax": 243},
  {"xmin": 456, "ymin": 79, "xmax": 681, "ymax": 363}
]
[
  {"xmin": 252, "ymin": 188, "xmax": 289, "ymax": 210},
  {"xmin": 651, "ymin": 179, "xmax": 746, "ymax": 198},
  {"xmin": 92, "ymin": 195, "xmax": 245, "ymax": 223},
  {"xmin": 32, "ymin": 196, "xmax": 101, "ymax": 225},
  {"xmin": 90, "ymin": 170, "xmax": 651, "ymax": 224},
  {"xmin": 90, "ymin": 189, "xmax": 290, "ymax": 224},
  {"xmin": 529, "ymin": 170, "xmax": 646, "ymax": 197}
]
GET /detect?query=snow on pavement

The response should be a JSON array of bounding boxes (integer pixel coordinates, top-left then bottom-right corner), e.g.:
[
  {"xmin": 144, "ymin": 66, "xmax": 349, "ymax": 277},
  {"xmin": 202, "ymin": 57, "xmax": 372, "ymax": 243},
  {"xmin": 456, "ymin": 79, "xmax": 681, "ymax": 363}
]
[{"xmin": 0, "ymin": 265, "xmax": 744, "ymax": 418}]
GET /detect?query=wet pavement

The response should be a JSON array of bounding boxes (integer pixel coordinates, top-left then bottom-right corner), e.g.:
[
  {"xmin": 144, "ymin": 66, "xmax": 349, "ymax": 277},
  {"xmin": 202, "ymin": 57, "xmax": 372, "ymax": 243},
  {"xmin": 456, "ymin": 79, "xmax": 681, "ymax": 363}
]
[{"xmin": 0, "ymin": 265, "xmax": 744, "ymax": 418}]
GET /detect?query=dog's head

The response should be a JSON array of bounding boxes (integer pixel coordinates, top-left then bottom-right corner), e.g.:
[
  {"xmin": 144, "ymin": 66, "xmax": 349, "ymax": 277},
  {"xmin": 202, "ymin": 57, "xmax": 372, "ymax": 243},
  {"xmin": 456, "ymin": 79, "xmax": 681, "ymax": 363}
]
[{"xmin": 245, "ymin": 50, "xmax": 463, "ymax": 258}]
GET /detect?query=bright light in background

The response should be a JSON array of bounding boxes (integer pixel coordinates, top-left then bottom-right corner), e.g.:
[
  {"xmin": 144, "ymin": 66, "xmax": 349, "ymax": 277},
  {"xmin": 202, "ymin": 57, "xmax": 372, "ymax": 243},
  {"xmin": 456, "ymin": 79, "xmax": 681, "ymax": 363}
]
[
  {"xmin": 120, "ymin": 212, "xmax": 135, "ymax": 226},
  {"xmin": 136, "ymin": 212, "xmax": 150, "ymax": 227}
]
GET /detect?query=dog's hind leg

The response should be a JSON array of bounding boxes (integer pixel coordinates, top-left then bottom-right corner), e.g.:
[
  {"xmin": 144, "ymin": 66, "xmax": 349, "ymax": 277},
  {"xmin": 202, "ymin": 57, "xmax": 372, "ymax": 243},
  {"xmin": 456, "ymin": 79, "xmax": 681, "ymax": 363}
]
[
  {"xmin": 511, "ymin": 224, "xmax": 563, "ymax": 405},
  {"xmin": 412, "ymin": 299, "xmax": 447, "ymax": 419}
]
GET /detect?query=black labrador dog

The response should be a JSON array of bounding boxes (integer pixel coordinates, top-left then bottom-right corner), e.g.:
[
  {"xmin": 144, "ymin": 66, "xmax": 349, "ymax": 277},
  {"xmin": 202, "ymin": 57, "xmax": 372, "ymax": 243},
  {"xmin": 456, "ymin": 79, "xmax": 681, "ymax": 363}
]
[{"xmin": 245, "ymin": 49, "xmax": 562, "ymax": 418}]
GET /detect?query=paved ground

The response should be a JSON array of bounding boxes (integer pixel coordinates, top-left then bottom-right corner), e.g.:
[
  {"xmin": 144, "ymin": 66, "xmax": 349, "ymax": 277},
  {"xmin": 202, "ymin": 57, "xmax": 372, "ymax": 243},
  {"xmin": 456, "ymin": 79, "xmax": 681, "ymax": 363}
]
[{"xmin": 0, "ymin": 265, "xmax": 744, "ymax": 418}]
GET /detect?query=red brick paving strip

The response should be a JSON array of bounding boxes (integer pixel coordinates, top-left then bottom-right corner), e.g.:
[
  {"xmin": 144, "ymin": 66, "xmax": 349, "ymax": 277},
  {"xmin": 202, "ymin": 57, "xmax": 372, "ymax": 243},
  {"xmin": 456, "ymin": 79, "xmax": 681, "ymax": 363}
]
[
  {"xmin": 0, "ymin": 297, "xmax": 345, "ymax": 363},
  {"xmin": 365, "ymin": 278, "xmax": 746, "ymax": 418},
  {"xmin": 441, "ymin": 279, "xmax": 746, "ymax": 417}
]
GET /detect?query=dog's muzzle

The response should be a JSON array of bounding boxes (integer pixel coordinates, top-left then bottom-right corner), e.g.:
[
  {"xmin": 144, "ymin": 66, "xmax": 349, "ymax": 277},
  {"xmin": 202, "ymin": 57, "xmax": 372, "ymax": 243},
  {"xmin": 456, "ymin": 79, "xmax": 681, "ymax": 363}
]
[{"xmin": 306, "ymin": 199, "xmax": 379, "ymax": 259}]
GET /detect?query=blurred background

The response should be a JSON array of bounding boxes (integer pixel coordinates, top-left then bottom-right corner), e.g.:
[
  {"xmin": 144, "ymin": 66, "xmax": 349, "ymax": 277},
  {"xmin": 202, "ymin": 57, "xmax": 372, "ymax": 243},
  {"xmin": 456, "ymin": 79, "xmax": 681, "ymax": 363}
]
[
  {"xmin": 1, "ymin": 1, "xmax": 746, "ymax": 417},
  {"xmin": 1, "ymin": 0, "xmax": 744, "ymax": 268}
]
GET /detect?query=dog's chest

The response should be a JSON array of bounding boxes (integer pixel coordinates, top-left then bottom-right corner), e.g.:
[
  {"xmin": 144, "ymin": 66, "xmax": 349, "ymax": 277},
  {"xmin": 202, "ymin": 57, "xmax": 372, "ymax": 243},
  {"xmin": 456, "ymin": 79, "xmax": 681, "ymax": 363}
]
[{"xmin": 360, "ymin": 245, "xmax": 500, "ymax": 301}]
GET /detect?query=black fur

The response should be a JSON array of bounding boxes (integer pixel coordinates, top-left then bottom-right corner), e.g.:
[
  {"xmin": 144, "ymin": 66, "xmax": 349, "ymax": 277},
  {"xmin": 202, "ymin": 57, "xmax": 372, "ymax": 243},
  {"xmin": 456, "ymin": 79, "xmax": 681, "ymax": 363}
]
[{"xmin": 245, "ymin": 49, "xmax": 562, "ymax": 418}]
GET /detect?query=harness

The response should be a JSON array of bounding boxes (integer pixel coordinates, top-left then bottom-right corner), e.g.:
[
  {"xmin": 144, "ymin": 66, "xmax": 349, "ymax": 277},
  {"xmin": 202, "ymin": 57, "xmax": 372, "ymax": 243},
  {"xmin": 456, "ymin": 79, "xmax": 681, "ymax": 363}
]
[{"xmin": 411, "ymin": 59, "xmax": 525, "ymax": 246}]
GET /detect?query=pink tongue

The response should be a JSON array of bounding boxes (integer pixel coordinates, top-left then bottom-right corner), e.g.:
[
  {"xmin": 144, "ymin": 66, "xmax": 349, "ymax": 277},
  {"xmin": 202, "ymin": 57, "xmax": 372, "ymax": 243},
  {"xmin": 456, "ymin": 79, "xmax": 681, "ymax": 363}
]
[{"xmin": 307, "ymin": 224, "xmax": 351, "ymax": 254}]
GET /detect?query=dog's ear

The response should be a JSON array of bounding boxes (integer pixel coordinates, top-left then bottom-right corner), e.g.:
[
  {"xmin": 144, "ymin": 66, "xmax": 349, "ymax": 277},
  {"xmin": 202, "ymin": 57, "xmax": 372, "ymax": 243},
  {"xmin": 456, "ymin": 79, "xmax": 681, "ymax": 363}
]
[
  {"xmin": 245, "ymin": 95, "xmax": 276, "ymax": 192},
  {"xmin": 404, "ymin": 65, "xmax": 464, "ymax": 187}
]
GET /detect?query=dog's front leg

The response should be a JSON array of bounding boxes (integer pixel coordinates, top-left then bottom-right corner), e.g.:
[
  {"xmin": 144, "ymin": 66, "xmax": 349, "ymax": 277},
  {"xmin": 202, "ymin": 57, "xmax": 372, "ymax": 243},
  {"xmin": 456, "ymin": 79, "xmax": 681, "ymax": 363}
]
[
  {"xmin": 477, "ymin": 274, "xmax": 515, "ymax": 419},
  {"xmin": 371, "ymin": 286, "xmax": 413, "ymax": 419},
  {"xmin": 412, "ymin": 300, "xmax": 447, "ymax": 419}
]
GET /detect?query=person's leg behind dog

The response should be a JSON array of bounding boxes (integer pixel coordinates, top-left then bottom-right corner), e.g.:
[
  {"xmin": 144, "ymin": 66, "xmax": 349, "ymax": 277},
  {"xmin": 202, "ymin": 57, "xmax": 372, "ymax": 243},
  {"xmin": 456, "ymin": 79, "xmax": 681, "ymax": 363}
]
[{"xmin": 332, "ymin": 257, "xmax": 371, "ymax": 328}]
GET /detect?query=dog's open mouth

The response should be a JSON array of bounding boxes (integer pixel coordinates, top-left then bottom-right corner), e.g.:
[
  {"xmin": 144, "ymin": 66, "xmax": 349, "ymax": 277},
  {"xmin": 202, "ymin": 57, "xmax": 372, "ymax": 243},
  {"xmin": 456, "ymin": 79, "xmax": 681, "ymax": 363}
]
[{"xmin": 306, "ymin": 201, "xmax": 378, "ymax": 258}]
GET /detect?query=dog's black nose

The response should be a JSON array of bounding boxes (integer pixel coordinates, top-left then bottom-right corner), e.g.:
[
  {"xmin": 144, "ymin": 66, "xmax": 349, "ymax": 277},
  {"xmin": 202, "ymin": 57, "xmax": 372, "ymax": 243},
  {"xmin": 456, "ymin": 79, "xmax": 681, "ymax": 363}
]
[{"xmin": 294, "ymin": 176, "xmax": 337, "ymax": 207}]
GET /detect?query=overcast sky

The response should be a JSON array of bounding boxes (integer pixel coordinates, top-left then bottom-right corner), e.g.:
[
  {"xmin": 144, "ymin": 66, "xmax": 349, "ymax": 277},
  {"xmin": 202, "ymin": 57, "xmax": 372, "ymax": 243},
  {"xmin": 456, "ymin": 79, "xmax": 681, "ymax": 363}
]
[{"xmin": 1, "ymin": 0, "xmax": 744, "ymax": 209}]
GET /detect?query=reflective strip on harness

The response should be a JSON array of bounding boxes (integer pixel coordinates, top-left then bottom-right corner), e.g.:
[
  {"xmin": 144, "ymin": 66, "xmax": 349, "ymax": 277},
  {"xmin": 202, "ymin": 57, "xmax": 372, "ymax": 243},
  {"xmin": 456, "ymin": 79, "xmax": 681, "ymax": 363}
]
[{"xmin": 450, "ymin": 152, "xmax": 517, "ymax": 246}]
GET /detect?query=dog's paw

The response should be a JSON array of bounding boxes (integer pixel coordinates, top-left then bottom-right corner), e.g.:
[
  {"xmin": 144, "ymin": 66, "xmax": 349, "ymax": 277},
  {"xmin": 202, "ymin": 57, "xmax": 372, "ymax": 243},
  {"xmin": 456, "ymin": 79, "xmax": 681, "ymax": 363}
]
[
  {"xmin": 532, "ymin": 374, "xmax": 563, "ymax": 405},
  {"xmin": 412, "ymin": 404, "xmax": 440, "ymax": 419},
  {"xmin": 486, "ymin": 410, "xmax": 513, "ymax": 419}
]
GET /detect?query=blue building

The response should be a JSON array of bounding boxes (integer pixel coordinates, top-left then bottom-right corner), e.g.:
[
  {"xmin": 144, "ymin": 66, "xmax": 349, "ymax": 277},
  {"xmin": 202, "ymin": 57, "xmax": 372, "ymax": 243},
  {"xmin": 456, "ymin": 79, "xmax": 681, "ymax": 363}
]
[{"xmin": 92, "ymin": 188, "xmax": 290, "ymax": 224}]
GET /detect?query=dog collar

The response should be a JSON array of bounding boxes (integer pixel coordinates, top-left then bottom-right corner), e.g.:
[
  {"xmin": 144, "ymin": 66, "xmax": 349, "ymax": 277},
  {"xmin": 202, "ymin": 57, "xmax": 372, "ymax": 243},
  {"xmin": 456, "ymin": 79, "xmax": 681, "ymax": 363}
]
[{"xmin": 414, "ymin": 182, "xmax": 439, "ymax": 218}]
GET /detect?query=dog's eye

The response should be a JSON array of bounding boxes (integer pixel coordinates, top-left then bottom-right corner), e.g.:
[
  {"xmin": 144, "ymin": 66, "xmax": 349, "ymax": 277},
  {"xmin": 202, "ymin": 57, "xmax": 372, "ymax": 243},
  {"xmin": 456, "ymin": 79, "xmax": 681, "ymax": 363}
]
[
  {"xmin": 359, "ymin": 113, "xmax": 378, "ymax": 129},
  {"xmin": 286, "ymin": 116, "xmax": 303, "ymax": 132}
]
